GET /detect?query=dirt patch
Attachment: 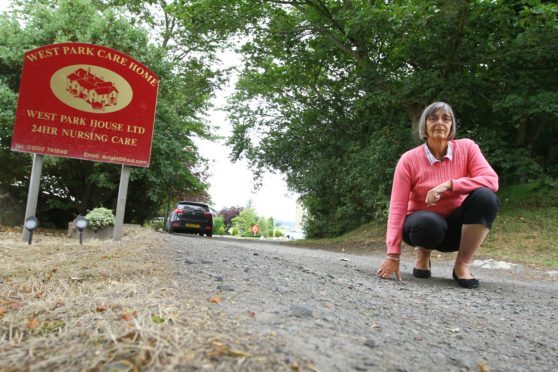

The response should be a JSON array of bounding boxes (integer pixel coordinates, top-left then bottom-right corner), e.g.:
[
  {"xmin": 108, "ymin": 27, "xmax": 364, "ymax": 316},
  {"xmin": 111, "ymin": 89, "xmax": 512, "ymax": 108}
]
[{"xmin": 0, "ymin": 227, "xmax": 293, "ymax": 370}]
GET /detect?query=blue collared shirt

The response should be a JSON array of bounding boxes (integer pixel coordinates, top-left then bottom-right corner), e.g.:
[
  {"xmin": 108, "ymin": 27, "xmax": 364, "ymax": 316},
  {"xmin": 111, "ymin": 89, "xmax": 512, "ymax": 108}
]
[{"xmin": 424, "ymin": 142, "xmax": 453, "ymax": 165}]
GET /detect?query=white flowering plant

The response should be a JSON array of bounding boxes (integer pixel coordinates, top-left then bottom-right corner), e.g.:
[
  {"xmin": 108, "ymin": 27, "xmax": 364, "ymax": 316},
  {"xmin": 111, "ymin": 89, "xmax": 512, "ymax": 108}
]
[{"xmin": 85, "ymin": 207, "xmax": 116, "ymax": 230}]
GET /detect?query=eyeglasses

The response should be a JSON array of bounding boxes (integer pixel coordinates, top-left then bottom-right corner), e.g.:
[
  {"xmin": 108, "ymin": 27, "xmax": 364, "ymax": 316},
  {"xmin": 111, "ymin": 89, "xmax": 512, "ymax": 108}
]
[{"xmin": 427, "ymin": 114, "xmax": 452, "ymax": 124}]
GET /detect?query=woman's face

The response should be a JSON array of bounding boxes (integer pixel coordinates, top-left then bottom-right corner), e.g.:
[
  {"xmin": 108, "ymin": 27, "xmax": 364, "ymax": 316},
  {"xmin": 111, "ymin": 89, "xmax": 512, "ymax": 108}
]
[{"xmin": 425, "ymin": 109, "xmax": 452, "ymax": 140}]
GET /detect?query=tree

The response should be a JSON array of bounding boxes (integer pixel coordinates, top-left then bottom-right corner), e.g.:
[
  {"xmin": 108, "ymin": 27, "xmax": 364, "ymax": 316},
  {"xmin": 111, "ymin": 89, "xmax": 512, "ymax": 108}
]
[
  {"xmin": 171, "ymin": 0, "xmax": 558, "ymax": 237},
  {"xmin": 231, "ymin": 208, "xmax": 258, "ymax": 237},
  {"xmin": 212, "ymin": 215, "xmax": 225, "ymax": 235},
  {"xmin": 0, "ymin": 0, "xmax": 219, "ymax": 226},
  {"xmin": 267, "ymin": 216, "xmax": 274, "ymax": 237},
  {"xmin": 218, "ymin": 206, "xmax": 243, "ymax": 231},
  {"xmin": 256, "ymin": 216, "xmax": 269, "ymax": 237}
]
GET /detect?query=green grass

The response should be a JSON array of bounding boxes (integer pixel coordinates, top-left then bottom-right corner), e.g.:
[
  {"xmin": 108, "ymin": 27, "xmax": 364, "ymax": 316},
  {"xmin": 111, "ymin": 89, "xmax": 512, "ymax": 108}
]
[
  {"xmin": 295, "ymin": 180, "xmax": 558, "ymax": 268},
  {"xmin": 481, "ymin": 181, "xmax": 558, "ymax": 268}
]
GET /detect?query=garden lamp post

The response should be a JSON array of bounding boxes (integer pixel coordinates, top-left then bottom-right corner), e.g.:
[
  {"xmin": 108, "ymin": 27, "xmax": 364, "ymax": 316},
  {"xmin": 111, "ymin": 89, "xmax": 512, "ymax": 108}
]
[
  {"xmin": 24, "ymin": 216, "xmax": 39, "ymax": 245},
  {"xmin": 74, "ymin": 216, "xmax": 88, "ymax": 244}
]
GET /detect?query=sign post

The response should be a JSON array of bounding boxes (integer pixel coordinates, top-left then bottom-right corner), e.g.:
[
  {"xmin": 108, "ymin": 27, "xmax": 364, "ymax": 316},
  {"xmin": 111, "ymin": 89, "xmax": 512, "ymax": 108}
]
[
  {"xmin": 11, "ymin": 43, "xmax": 159, "ymax": 240},
  {"xmin": 113, "ymin": 165, "xmax": 131, "ymax": 240},
  {"xmin": 22, "ymin": 154, "xmax": 44, "ymax": 241}
]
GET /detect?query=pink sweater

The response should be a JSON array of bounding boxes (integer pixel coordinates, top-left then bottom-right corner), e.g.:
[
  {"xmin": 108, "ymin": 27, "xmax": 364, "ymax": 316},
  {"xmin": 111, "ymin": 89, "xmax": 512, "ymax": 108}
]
[{"xmin": 386, "ymin": 138, "xmax": 498, "ymax": 254}]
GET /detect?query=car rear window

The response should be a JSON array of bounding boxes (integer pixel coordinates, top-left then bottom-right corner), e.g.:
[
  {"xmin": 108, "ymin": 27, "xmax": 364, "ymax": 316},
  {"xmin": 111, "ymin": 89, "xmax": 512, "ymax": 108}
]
[{"xmin": 177, "ymin": 203, "xmax": 209, "ymax": 212}]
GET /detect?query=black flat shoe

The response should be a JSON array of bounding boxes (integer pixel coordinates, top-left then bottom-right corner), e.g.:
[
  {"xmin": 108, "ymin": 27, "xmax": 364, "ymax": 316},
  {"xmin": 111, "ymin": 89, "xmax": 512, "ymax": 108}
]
[
  {"xmin": 452, "ymin": 269, "xmax": 480, "ymax": 289},
  {"xmin": 413, "ymin": 259, "xmax": 431, "ymax": 278}
]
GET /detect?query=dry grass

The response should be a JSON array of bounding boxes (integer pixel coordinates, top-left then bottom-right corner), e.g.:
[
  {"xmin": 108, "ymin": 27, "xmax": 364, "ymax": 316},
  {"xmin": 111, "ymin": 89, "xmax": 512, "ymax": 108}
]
[{"xmin": 0, "ymin": 226, "xmax": 292, "ymax": 371}]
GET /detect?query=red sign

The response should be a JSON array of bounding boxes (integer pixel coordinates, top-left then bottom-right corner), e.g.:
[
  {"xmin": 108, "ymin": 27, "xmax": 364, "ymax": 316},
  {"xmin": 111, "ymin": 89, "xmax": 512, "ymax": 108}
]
[{"xmin": 11, "ymin": 43, "xmax": 159, "ymax": 167}]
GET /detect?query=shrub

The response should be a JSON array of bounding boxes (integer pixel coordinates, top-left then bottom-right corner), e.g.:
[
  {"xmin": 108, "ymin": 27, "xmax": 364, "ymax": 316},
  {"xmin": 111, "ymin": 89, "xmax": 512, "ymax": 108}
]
[
  {"xmin": 149, "ymin": 219, "xmax": 164, "ymax": 231},
  {"xmin": 85, "ymin": 207, "xmax": 116, "ymax": 230},
  {"xmin": 213, "ymin": 216, "xmax": 225, "ymax": 235}
]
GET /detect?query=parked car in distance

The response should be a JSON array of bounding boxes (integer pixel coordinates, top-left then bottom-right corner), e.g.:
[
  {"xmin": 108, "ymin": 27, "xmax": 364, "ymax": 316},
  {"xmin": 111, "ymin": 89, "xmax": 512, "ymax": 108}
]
[{"xmin": 165, "ymin": 201, "xmax": 213, "ymax": 237}]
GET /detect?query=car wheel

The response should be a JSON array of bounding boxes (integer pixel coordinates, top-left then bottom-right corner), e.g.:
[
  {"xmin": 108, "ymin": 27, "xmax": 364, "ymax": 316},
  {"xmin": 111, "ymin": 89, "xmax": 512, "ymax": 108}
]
[
  {"xmin": 168, "ymin": 227, "xmax": 174, "ymax": 234},
  {"xmin": 206, "ymin": 233, "xmax": 212, "ymax": 237},
  {"xmin": 199, "ymin": 232, "xmax": 204, "ymax": 236}
]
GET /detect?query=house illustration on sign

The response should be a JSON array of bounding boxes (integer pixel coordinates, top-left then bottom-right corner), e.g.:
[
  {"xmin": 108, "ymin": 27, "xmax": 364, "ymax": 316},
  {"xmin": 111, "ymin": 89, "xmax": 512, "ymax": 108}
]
[{"xmin": 65, "ymin": 68, "xmax": 118, "ymax": 110}]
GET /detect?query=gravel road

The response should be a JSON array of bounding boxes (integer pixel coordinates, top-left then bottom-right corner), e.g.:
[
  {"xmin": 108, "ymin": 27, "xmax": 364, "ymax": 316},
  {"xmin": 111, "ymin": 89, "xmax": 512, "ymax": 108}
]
[{"xmin": 168, "ymin": 234, "xmax": 557, "ymax": 372}]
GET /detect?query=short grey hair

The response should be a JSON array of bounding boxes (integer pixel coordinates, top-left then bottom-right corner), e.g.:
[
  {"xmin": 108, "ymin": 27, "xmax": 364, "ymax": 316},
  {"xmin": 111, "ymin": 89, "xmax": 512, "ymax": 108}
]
[{"xmin": 417, "ymin": 102, "xmax": 457, "ymax": 141}]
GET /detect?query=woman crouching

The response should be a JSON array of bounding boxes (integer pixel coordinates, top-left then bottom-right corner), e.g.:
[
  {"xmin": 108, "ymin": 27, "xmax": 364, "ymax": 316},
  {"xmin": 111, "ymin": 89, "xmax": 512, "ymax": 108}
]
[{"xmin": 377, "ymin": 102, "xmax": 499, "ymax": 288}]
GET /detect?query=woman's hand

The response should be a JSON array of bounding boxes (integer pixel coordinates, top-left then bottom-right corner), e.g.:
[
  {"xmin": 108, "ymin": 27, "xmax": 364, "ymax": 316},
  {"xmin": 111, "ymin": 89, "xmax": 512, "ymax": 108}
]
[
  {"xmin": 425, "ymin": 180, "xmax": 453, "ymax": 206},
  {"xmin": 377, "ymin": 254, "xmax": 402, "ymax": 281}
]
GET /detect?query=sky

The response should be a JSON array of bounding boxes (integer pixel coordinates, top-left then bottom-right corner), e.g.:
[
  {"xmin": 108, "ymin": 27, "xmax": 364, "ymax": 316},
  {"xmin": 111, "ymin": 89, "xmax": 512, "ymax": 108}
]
[
  {"xmin": 197, "ymin": 67, "xmax": 300, "ymax": 223},
  {"xmin": 193, "ymin": 43, "xmax": 300, "ymax": 224},
  {"xmin": 196, "ymin": 130, "xmax": 299, "ymax": 223}
]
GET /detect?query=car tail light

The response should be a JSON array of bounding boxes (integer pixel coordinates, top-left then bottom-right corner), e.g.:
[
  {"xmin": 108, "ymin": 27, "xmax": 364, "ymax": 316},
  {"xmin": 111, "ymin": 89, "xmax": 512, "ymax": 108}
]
[
  {"xmin": 174, "ymin": 208, "xmax": 183, "ymax": 215},
  {"xmin": 205, "ymin": 225, "xmax": 212, "ymax": 230},
  {"xmin": 203, "ymin": 211, "xmax": 211, "ymax": 217}
]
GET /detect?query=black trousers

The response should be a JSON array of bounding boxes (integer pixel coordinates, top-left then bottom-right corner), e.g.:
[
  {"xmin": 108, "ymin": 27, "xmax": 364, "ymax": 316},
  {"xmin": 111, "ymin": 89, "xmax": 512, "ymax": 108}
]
[{"xmin": 402, "ymin": 187, "xmax": 499, "ymax": 252}]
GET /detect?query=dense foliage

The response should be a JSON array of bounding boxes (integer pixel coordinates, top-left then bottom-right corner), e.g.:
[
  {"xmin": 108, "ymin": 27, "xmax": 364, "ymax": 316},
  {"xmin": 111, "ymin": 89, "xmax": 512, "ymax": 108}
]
[
  {"xmin": 230, "ymin": 208, "xmax": 276, "ymax": 237},
  {"xmin": 218, "ymin": 206, "xmax": 244, "ymax": 230},
  {"xmin": 2, "ymin": 1, "xmax": 556, "ymax": 237},
  {"xmin": 172, "ymin": 0, "xmax": 558, "ymax": 237},
  {"xmin": 0, "ymin": 0, "xmax": 218, "ymax": 226},
  {"xmin": 212, "ymin": 215, "xmax": 225, "ymax": 235},
  {"xmin": 231, "ymin": 208, "xmax": 259, "ymax": 237}
]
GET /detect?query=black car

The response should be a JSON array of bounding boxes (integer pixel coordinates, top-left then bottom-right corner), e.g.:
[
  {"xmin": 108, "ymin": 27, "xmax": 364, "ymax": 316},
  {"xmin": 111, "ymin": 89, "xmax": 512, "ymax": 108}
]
[{"xmin": 165, "ymin": 201, "xmax": 213, "ymax": 237}]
